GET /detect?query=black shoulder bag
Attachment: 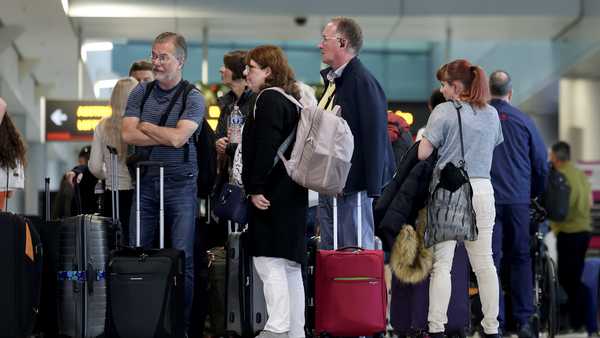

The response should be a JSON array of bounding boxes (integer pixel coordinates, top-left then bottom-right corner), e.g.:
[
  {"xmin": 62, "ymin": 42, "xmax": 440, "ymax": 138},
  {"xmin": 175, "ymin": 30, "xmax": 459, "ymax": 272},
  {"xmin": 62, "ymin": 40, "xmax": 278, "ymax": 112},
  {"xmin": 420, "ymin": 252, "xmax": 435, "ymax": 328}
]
[{"xmin": 424, "ymin": 101, "xmax": 477, "ymax": 247}]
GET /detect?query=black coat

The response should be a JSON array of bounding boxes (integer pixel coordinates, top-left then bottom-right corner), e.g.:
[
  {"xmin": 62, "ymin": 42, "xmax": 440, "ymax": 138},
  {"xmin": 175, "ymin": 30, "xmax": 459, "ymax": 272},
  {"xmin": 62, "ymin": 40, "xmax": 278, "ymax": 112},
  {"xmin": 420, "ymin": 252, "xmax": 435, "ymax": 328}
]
[
  {"xmin": 320, "ymin": 57, "xmax": 396, "ymax": 197},
  {"xmin": 242, "ymin": 89, "xmax": 307, "ymax": 264},
  {"xmin": 375, "ymin": 142, "xmax": 436, "ymax": 251}
]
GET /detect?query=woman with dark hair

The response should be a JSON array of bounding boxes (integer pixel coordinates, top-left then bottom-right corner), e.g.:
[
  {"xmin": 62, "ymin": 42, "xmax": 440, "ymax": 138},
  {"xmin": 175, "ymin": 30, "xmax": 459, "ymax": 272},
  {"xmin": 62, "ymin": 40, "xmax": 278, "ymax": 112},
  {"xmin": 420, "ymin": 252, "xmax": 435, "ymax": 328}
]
[
  {"xmin": 418, "ymin": 59, "xmax": 503, "ymax": 338},
  {"xmin": 215, "ymin": 50, "xmax": 255, "ymax": 161},
  {"xmin": 240, "ymin": 45, "xmax": 306, "ymax": 338},
  {"xmin": 0, "ymin": 97, "xmax": 27, "ymax": 210}
]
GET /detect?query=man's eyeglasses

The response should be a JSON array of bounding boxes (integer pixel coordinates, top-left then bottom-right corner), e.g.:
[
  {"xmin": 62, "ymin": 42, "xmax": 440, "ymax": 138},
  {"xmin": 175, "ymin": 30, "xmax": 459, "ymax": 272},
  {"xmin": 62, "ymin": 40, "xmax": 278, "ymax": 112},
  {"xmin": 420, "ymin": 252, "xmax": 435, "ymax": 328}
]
[
  {"xmin": 320, "ymin": 35, "xmax": 341, "ymax": 43},
  {"xmin": 150, "ymin": 53, "xmax": 173, "ymax": 64}
]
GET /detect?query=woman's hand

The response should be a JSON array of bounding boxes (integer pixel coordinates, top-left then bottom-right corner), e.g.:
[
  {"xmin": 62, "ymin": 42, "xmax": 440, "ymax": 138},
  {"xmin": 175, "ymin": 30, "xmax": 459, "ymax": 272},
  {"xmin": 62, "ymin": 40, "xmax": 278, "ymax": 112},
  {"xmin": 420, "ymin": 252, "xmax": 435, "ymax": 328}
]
[
  {"xmin": 216, "ymin": 137, "xmax": 229, "ymax": 155},
  {"xmin": 250, "ymin": 194, "xmax": 270, "ymax": 210}
]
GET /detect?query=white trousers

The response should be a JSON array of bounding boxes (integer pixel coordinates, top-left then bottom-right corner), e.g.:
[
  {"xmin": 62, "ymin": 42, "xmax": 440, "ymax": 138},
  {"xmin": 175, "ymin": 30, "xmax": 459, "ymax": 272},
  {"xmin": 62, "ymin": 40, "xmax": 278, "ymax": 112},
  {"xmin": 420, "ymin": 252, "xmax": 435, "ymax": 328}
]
[
  {"xmin": 428, "ymin": 179, "xmax": 499, "ymax": 334},
  {"xmin": 253, "ymin": 256, "xmax": 305, "ymax": 338}
]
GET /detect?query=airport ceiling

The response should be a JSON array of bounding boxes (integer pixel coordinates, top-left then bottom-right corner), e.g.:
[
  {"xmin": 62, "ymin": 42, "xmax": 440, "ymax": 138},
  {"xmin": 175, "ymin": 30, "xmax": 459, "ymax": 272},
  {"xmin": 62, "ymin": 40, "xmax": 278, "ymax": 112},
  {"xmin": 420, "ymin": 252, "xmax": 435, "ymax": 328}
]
[{"xmin": 2, "ymin": 0, "xmax": 600, "ymax": 100}]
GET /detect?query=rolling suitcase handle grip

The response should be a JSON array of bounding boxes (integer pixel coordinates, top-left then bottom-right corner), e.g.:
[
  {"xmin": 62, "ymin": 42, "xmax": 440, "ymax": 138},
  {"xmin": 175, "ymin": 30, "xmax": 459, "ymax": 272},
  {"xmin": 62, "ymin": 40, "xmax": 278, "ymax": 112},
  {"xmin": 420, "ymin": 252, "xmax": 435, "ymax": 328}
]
[{"xmin": 135, "ymin": 161, "xmax": 165, "ymax": 249}]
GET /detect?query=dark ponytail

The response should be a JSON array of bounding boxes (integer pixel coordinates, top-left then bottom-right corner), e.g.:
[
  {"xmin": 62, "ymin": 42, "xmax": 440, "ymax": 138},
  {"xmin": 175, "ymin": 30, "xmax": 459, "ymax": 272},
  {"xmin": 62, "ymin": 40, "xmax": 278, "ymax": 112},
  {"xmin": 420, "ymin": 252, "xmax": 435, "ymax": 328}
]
[{"xmin": 436, "ymin": 59, "xmax": 490, "ymax": 108}]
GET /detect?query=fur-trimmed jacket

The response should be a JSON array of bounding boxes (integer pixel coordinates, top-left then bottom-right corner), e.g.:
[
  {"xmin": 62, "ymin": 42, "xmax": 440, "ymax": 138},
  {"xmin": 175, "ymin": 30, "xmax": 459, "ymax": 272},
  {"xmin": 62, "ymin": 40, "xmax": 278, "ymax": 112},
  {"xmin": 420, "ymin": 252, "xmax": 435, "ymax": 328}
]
[{"xmin": 375, "ymin": 141, "xmax": 437, "ymax": 251}]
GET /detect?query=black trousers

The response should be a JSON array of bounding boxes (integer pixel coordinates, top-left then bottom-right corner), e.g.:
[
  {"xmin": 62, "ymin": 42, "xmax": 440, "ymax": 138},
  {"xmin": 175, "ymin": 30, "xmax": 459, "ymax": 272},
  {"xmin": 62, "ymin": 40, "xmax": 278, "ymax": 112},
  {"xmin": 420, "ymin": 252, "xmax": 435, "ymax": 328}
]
[{"xmin": 556, "ymin": 231, "xmax": 591, "ymax": 329}]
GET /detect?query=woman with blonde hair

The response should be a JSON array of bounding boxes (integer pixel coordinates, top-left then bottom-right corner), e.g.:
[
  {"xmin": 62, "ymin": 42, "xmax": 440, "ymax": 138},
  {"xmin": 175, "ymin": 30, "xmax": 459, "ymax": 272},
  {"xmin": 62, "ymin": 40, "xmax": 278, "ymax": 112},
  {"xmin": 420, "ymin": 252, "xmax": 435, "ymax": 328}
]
[
  {"xmin": 89, "ymin": 77, "xmax": 138, "ymax": 244},
  {"xmin": 241, "ymin": 45, "xmax": 306, "ymax": 338},
  {"xmin": 0, "ymin": 97, "xmax": 26, "ymax": 210}
]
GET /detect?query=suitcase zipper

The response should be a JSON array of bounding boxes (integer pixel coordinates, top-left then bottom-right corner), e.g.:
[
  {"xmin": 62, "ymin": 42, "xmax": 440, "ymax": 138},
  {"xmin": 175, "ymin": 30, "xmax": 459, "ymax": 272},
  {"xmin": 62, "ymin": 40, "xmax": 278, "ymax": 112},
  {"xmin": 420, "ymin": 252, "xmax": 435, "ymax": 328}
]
[{"xmin": 333, "ymin": 277, "xmax": 378, "ymax": 281}]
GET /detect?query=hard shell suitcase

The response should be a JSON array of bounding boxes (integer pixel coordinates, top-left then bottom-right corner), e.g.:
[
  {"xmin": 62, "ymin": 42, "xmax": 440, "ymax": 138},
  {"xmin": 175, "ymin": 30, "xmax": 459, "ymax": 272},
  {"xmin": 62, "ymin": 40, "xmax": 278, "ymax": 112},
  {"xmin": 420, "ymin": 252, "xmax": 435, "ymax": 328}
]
[
  {"xmin": 225, "ymin": 222, "xmax": 268, "ymax": 337},
  {"xmin": 390, "ymin": 243, "xmax": 470, "ymax": 337},
  {"xmin": 106, "ymin": 161, "xmax": 185, "ymax": 338},
  {"xmin": 314, "ymin": 193, "xmax": 387, "ymax": 337},
  {"xmin": 57, "ymin": 147, "xmax": 121, "ymax": 338},
  {"xmin": 0, "ymin": 211, "xmax": 43, "ymax": 338}
]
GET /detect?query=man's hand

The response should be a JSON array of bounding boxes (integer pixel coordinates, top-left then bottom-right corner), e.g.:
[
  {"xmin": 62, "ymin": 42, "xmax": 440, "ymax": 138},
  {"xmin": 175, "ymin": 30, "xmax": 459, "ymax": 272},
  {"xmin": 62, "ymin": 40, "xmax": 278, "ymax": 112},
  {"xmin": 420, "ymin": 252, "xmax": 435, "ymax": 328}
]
[
  {"xmin": 216, "ymin": 137, "xmax": 229, "ymax": 155},
  {"xmin": 138, "ymin": 121, "xmax": 154, "ymax": 134},
  {"xmin": 65, "ymin": 171, "xmax": 77, "ymax": 187},
  {"xmin": 250, "ymin": 194, "xmax": 271, "ymax": 210}
]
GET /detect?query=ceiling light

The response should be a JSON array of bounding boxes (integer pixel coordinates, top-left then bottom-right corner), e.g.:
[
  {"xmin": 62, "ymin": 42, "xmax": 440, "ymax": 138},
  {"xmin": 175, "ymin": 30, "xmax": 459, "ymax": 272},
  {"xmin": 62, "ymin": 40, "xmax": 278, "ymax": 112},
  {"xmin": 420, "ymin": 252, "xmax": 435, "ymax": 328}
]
[
  {"xmin": 80, "ymin": 42, "xmax": 114, "ymax": 62},
  {"xmin": 61, "ymin": 0, "xmax": 69, "ymax": 15},
  {"xmin": 94, "ymin": 79, "xmax": 119, "ymax": 98}
]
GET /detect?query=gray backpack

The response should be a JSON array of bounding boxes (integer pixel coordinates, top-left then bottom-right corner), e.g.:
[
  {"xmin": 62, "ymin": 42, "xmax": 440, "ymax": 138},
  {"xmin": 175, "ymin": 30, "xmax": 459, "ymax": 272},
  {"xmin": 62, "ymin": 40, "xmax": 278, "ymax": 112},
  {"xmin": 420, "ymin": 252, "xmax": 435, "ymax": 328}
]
[{"xmin": 262, "ymin": 87, "xmax": 354, "ymax": 196}]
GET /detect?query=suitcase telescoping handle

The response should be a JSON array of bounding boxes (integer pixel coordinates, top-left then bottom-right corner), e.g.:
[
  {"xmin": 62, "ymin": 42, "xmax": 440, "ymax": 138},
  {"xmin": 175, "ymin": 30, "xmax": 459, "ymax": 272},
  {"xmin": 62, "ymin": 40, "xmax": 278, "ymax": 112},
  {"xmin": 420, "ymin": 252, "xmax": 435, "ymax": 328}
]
[
  {"xmin": 106, "ymin": 146, "xmax": 120, "ymax": 225},
  {"xmin": 332, "ymin": 192, "xmax": 363, "ymax": 250},
  {"xmin": 45, "ymin": 177, "xmax": 51, "ymax": 221},
  {"xmin": 135, "ymin": 161, "xmax": 165, "ymax": 249}
]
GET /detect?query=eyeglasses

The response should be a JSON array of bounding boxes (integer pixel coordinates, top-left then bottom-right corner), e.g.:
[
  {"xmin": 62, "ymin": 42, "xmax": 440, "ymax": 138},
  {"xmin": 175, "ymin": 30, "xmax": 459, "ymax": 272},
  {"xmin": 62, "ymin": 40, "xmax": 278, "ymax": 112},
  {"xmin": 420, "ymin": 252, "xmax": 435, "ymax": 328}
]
[
  {"xmin": 150, "ymin": 53, "xmax": 174, "ymax": 64},
  {"xmin": 244, "ymin": 64, "xmax": 264, "ymax": 72},
  {"xmin": 320, "ymin": 35, "xmax": 341, "ymax": 43}
]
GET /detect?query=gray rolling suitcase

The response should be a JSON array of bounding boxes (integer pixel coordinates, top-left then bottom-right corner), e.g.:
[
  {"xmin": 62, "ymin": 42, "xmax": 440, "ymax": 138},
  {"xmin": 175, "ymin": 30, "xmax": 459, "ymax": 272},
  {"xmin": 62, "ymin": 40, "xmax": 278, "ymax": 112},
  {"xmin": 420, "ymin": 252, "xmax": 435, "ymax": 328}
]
[
  {"xmin": 57, "ymin": 146, "xmax": 121, "ymax": 337},
  {"xmin": 226, "ymin": 222, "xmax": 268, "ymax": 336}
]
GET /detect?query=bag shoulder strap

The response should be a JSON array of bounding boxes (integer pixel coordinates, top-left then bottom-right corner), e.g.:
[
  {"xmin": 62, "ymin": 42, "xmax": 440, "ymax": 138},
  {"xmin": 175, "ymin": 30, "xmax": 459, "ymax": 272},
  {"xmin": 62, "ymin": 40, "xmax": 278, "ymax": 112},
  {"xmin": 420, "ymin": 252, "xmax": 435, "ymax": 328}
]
[
  {"xmin": 139, "ymin": 80, "xmax": 156, "ymax": 116},
  {"xmin": 452, "ymin": 100, "xmax": 466, "ymax": 167}
]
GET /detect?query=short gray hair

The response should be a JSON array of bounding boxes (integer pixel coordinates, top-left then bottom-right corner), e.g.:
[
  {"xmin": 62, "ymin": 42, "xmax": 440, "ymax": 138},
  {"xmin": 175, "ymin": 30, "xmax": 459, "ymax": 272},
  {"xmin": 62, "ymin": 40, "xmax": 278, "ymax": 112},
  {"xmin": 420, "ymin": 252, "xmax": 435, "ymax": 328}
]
[
  {"xmin": 489, "ymin": 70, "xmax": 512, "ymax": 97},
  {"xmin": 331, "ymin": 17, "xmax": 363, "ymax": 54},
  {"xmin": 154, "ymin": 32, "xmax": 187, "ymax": 62}
]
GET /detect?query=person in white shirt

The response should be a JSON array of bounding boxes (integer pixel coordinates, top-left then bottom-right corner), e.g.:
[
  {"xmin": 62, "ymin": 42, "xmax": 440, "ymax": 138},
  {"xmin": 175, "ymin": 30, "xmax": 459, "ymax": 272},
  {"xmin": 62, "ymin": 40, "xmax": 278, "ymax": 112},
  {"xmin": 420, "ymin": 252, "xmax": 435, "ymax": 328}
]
[
  {"xmin": 0, "ymin": 97, "xmax": 26, "ymax": 211},
  {"xmin": 89, "ymin": 77, "xmax": 138, "ymax": 243}
]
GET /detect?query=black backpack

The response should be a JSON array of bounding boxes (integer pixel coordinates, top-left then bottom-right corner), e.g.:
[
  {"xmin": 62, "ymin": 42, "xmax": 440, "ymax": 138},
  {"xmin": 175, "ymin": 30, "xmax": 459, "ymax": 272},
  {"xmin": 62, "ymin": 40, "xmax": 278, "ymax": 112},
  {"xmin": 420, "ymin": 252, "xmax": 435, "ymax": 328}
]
[
  {"xmin": 541, "ymin": 165, "xmax": 571, "ymax": 222},
  {"xmin": 135, "ymin": 80, "xmax": 217, "ymax": 199},
  {"xmin": 179, "ymin": 83, "xmax": 218, "ymax": 199}
]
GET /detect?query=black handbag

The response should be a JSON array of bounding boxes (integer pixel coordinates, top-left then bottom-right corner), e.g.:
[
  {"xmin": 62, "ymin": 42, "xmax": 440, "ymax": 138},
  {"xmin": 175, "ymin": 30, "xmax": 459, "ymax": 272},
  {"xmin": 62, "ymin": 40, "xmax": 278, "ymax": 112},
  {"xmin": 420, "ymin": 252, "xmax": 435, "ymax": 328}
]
[
  {"xmin": 424, "ymin": 101, "xmax": 477, "ymax": 247},
  {"xmin": 213, "ymin": 184, "xmax": 248, "ymax": 225}
]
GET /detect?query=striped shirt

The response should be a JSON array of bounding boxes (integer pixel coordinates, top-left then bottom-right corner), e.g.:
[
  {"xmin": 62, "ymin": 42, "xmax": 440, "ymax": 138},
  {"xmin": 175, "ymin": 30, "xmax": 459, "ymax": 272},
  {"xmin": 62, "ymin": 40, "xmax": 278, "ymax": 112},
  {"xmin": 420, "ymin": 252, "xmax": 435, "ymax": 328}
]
[{"xmin": 124, "ymin": 81, "xmax": 205, "ymax": 176}]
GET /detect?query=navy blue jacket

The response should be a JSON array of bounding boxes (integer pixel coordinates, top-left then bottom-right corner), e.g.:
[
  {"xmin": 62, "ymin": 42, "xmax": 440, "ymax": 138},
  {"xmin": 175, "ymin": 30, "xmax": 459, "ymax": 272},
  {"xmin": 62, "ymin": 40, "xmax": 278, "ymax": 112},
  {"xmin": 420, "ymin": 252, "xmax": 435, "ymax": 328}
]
[
  {"xmin": 320, "ymin": 57, "xmax": 396, "ymax": 197},
  {"xmin": 490, "ymin": 99, "xmax": 548, "ymax": 204}
]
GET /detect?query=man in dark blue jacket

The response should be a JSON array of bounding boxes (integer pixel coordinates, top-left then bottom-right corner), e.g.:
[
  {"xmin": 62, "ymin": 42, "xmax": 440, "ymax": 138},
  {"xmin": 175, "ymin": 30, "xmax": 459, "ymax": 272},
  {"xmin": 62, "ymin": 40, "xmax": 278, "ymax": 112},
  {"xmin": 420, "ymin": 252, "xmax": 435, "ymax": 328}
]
[
  {"xmin": 489, "ymin": 70, "xmax": 548, "ymax": 338},
  {"xmin": 316, "ymin": 16, "xmax": 395, "ymax": 250}
]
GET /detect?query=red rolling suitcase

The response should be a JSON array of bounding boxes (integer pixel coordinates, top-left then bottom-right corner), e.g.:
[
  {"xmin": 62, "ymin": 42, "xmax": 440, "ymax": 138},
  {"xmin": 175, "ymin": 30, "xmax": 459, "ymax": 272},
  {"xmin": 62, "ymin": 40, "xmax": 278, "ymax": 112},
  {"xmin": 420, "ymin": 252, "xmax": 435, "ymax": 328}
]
[{"xmin": 315, "ymin": 193, "xmax": 387, "ymax": 337}]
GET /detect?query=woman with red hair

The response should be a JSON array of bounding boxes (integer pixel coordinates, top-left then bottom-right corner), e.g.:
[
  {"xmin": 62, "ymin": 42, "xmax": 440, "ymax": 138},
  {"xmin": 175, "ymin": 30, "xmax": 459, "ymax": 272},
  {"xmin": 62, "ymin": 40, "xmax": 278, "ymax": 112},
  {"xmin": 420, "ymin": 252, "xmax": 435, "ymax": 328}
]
[{"xmin": 418, "ymin": 59, "xmax": 504, "ymax": 338}]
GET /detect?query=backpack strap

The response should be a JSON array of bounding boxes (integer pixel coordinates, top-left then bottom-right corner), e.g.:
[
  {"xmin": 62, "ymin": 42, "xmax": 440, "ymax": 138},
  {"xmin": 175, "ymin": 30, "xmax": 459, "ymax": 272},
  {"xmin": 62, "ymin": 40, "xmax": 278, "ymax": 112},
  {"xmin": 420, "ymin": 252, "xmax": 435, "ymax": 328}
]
[
  {"xmin": 138, "ymin": 80, "xmax": 188, "ymax": 161},
  {"xmin": 254, "ymin": 87, "xmax": 303, "ymax": 169},
  {"xmin": 139, "ymin": 80, "xmax": 157, "ymax": 117},
  {"xmin": 254, "ymin": 87, "xmax": 303, "ymax": 118}
]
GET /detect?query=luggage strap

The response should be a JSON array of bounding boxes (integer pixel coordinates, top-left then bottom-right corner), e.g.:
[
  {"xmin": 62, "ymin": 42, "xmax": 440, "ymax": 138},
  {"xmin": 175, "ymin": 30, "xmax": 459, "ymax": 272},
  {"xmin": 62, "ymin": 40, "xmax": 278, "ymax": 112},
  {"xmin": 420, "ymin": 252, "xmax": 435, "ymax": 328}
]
[{"xmin": 57, "ymin": 270, "xmax": 106, "ymax": 282}]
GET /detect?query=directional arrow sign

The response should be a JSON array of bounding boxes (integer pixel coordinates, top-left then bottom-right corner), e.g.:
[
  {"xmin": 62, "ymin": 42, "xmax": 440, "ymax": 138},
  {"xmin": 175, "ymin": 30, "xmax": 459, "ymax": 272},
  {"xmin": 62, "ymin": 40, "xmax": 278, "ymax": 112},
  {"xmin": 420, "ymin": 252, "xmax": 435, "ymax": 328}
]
[
  {"xmin": 50, "ymin": 109, "xmax": 68, "ymax": 126},
  {"xmin": 45, "ymin": 99, "xmax": 109, "ymax": 141}
]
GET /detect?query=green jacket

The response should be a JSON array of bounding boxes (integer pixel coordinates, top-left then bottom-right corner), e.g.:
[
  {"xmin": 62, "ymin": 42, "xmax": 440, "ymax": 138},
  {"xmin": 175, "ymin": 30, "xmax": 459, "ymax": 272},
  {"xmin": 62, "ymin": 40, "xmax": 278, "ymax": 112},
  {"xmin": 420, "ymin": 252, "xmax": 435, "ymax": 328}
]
[{"xmin": 551, "ymin": 161, "xmax": 592, "ymax": 234}]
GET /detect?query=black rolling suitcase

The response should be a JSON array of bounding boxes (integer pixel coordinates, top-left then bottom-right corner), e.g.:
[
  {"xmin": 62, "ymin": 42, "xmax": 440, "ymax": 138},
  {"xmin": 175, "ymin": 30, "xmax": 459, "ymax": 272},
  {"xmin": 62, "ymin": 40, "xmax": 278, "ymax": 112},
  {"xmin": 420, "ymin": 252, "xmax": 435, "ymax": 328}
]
[
  {"xmin": 29, "ymin": 178, "xmax": 64, "ymax": 338},
  {"xmin": 226, "ymin": 222, "xmax": 268, "ymax": 337},
  {"xmin": 57, "ymin": 147, "xmax": 121, "ymax": 338},
  {"xmin": 106, "ymin": 161, "xmax": 185, "ymax": 338},
  {"xmin": 0, "ymin": 191, "xmax": 43, "ymax": 338}
]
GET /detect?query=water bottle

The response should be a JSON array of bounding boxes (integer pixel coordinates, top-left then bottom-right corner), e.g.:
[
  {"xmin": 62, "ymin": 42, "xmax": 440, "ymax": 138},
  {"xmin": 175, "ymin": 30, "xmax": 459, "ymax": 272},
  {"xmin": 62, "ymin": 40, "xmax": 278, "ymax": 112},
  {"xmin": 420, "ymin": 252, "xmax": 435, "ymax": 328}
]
[{"xmin": 227, "ymin": 105, "xmax": 244, "ymax": 144}]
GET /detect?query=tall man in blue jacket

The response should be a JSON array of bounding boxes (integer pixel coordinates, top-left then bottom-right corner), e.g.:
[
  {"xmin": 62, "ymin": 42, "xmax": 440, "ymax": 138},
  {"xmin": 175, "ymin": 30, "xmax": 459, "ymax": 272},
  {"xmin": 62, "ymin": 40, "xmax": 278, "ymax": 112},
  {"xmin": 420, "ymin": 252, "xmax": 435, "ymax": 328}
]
[
  {"xmin": 489, "ymin": 70, "xmax": 548, "ymax": 338},
  {"xmin": 316, "ymin": 16, "xmax": 395, "ymax": 250}
]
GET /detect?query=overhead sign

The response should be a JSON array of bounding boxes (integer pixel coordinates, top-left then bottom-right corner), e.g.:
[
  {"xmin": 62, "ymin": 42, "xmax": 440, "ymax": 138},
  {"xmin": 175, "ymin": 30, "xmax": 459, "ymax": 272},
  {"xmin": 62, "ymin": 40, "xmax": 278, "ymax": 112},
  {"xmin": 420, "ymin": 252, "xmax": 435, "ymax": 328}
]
[{"xmin": 44, "ymin": 99, "xmax": 111, "ymax": 141}]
